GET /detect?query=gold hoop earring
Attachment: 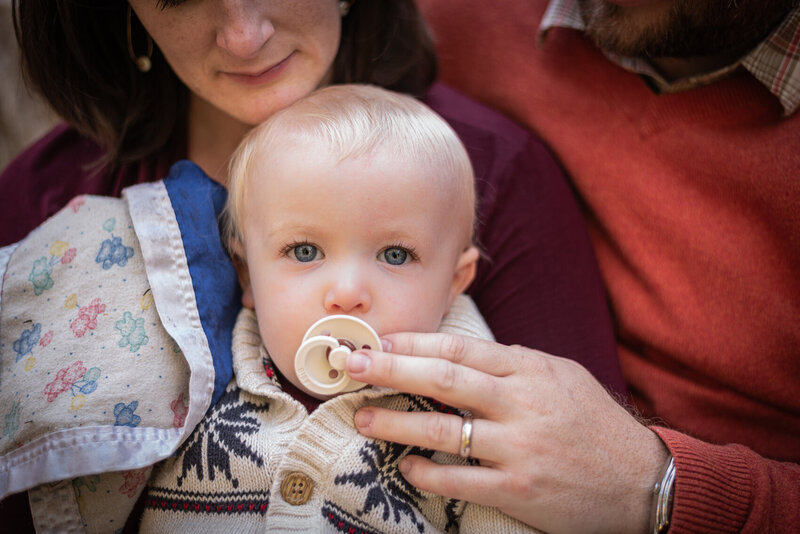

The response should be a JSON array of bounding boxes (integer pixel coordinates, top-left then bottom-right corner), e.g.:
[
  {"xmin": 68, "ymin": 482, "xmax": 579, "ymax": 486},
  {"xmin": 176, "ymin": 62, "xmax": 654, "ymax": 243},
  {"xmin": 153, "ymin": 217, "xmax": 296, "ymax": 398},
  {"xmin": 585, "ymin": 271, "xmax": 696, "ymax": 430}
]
[
  {"xmin": 339, "ymin": 1, "xmax": 353, "ymax": 17},
  {"xmin": 127, "ymin": 6, "xmax": 153, "ymax": 73}
]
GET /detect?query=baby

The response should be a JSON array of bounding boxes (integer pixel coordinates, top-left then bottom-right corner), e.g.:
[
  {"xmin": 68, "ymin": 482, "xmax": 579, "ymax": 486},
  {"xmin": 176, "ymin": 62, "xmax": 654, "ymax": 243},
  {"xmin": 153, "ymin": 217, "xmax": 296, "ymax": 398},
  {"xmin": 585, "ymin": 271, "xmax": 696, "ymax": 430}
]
[
  {"xmin": 225, "ymin": 83, "xmax": 483, "ymax": 400},
  {"xmin": 141, "ymin": 85, "xmax": 537, "ymax": 533}
]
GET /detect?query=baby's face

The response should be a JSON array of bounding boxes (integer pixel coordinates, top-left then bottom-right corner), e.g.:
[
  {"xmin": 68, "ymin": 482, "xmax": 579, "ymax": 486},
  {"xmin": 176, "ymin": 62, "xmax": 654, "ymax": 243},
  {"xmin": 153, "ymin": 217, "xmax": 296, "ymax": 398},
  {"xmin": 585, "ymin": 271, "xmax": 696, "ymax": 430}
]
[{"xmin": 239, "ymin": 141, "xmax": 475, "ymax": 399}]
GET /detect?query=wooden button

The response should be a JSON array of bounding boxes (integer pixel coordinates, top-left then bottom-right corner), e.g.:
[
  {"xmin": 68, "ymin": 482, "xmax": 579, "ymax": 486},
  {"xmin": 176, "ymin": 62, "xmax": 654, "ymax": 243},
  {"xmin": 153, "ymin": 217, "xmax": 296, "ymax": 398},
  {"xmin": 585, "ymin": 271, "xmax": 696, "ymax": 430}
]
[{"xmin": 280, "ymin": 472, "xmax": 314, "ymax": 505}]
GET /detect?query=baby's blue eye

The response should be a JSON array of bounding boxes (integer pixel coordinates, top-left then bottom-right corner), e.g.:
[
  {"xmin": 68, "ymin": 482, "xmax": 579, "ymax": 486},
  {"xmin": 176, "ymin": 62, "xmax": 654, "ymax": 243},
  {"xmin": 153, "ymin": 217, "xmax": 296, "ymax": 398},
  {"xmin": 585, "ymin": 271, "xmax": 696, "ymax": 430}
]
[
  {"xmin": 293, "ymin": 244, "xmax": 318, "ymax": 262},
  {"xmin": 382, "ymin": 247, "xmax": 408, "ymax": 265}
]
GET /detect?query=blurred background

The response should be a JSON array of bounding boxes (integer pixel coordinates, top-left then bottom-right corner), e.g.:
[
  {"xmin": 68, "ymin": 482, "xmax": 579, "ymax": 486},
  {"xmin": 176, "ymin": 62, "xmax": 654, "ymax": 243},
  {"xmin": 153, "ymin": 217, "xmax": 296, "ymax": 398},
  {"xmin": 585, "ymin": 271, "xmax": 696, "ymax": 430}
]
[{"xmin": 0, "ymin": 0, "xmax": 58, "ymax": 173}]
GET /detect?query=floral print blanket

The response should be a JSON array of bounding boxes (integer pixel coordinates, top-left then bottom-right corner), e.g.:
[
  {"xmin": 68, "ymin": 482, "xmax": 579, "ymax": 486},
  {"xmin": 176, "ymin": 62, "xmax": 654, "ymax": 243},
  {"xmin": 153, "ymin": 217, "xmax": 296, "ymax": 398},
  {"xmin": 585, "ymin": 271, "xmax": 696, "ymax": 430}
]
[{"xmin": 0, "ymin": 161, "xmax": 240, "ymax": 532}]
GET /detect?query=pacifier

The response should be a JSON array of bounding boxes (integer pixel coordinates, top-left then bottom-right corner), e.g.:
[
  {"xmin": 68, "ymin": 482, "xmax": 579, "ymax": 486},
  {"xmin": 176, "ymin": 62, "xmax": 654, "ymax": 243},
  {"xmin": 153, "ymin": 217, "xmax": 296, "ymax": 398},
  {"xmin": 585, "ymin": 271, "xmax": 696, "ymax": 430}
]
[{"xmin": 294, "ymin": 315, "xmax": 381, "ymax": 395}]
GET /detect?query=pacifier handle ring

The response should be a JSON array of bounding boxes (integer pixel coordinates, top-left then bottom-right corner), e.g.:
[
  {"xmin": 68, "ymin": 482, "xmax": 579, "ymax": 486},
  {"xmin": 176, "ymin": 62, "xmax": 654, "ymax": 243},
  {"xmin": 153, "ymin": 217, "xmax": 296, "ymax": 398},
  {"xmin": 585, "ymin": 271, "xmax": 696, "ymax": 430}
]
[
  {"xmin": 294, "ymin": 336, "xmax": 351, "ymax": 394},
  {"xmin": 294, "ymin": 315, "xmax": 381, "ymax": 395}
]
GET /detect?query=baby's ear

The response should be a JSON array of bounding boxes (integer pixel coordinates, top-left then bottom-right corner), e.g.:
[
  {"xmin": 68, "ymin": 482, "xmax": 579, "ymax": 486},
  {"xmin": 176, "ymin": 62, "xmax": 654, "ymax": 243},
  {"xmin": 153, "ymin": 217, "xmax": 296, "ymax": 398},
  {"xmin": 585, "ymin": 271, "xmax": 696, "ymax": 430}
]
[
  {"xmin": 447, "ymin": 246, "xmax": 479, "ymax": 310},
  {"xmin": 229, "ymin": 239, "xmax": 255, "ymax": 309}
]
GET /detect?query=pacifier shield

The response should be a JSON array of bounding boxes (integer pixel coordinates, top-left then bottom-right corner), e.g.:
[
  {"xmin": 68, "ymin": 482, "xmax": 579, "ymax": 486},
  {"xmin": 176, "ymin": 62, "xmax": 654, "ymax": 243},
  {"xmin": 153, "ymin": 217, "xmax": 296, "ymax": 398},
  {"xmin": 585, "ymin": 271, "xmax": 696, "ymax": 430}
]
[{"xmin": 294, "ymin": 315, "xmax": 380, "ymax": 395}]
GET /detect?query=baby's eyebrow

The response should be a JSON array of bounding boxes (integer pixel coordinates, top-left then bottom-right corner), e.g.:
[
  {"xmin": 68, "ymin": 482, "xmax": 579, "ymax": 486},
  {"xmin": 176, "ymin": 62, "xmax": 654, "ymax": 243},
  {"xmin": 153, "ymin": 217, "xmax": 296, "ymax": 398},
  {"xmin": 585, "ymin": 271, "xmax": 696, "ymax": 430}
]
[
  {"xmin": 265, "ymin": 222, "xmax": 326, "ymax": 238},
  {"xmin": 375, "ymin": 229, "xmax": 418, "ymax": 241}
]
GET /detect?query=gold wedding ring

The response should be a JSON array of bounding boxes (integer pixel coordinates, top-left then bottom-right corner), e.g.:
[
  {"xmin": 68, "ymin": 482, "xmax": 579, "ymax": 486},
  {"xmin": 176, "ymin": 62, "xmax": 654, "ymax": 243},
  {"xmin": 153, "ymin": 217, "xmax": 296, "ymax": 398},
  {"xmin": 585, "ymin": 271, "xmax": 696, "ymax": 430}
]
[{"xmin": 459, "ymin": 415, "xmax": 474, "ymax": 458}]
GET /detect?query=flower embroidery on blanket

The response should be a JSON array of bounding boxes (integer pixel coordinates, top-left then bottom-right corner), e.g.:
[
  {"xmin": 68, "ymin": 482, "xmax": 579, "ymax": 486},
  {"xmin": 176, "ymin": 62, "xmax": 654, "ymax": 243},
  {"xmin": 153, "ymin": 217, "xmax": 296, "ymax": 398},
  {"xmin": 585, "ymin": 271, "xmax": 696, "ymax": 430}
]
[
  {"xmin": 12, "ymin": 322, "xmax": 40, "ymax": 362},
  {"xmin": 28, "ymin": 257, "xmax": 53, "ymax": 295},
  {"xmin": 141, "ymin": 288, "xmax": 154, "ymax": 310},
  {"xmin": 39, "ymin": 330, "xmax": 53, "ymax": 347},
  {"xmin": 95, "ymin": 217, "xmax": 134, "ymax": 270},
  {"xmin": 115, "ymin": 311, "xmax": 149, "ymax": 352},
  {"xmin": 26, "ymin": 240, "xmax": 78, "ymax": 296},
  {"xmin": 2, "ymin": 400, "xmax": 21, "ymax": 442},
  {"xmin": 67, "ymin": 195, "xmax": 86, "ymax": 213},
  {"xmin": 43, "ymin": 361, "xmax": 101, "ymax": 410},
  {"xmin": 120, "ymin": 467, "xmax": 149, "ymax": 498},
  {"xmin": 11, "ymin": 322, "xmax": 52, "ymax": 372},
  {"xmin": 170, "ymin": 392, "xmax": 188, "ymax": 429},
  {"xmin": 43, "ymin": 361, "xmax": 85, "ymax": 401},
  {"xmin": 74, "ymin": 474, "xmax": 101, "ymax": 493},
  {"xmin": 69, "ymin": 297, "xmax": 106, "ymax": 338},
  {"xmin": 114, "ymin": 401, "xmax": 142, "ymax": 427},
  {"xmin": 61, "ymin": 248, "xmax": 77, "ymax": 264},
  {"xmin": 27, "ymin": 257, "xmax": 53, "ymax": 295},
  {"xmin": 73, "ymin": 474, "xmax": 102, "ymax": 517}
]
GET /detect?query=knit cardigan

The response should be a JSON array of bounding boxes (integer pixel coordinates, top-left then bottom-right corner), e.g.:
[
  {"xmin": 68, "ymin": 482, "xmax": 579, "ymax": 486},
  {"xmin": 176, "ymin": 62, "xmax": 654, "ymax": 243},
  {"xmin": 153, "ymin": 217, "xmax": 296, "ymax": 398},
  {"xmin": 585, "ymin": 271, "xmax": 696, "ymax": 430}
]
[
  {"xmin": 138, "ymin": 296, "xmax": 539, "ymax": 534},
  {"xmin": 418, "ymin": 1, "xmax": 800, "ymax": 532}
]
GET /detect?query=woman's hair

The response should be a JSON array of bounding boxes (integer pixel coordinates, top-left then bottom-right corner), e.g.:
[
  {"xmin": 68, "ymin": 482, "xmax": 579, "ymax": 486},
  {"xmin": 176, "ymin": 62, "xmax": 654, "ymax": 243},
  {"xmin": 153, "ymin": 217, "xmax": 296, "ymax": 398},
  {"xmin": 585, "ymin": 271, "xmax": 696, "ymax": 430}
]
[
  {"xmin": 223, "ymin": 84, "xmax": 475, "ymax": 248},
  {"xmin": 12, "ymin": 0, "xmax": 437, "ymax": 171}
]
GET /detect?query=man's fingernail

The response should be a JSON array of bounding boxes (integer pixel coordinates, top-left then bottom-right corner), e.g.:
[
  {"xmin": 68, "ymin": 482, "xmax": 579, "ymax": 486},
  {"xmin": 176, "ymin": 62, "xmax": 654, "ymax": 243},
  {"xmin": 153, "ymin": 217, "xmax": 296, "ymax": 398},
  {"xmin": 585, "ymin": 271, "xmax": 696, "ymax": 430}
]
[
  {"xmin": 348, "ymin": 351, "xmax": 370, "ymax": 373},
  {"xmin": 354, "ymin": 409, "xmax": 373, "ymax": 429},
  {"xmin": 381, "ymin": 339, "xmax": 392, "ymax": 352},
  {"xmin": 398, "ymin": 458, "xmax": 410, "ymax": 474}
]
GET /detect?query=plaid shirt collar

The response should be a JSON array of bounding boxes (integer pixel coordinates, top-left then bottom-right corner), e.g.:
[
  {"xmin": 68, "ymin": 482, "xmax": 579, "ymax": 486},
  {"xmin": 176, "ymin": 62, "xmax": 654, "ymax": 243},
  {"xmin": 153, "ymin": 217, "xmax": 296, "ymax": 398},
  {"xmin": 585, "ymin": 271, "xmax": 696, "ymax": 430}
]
[{"xmin": 539, "ymin": 0, "xmax": 800, "ymax": 115}]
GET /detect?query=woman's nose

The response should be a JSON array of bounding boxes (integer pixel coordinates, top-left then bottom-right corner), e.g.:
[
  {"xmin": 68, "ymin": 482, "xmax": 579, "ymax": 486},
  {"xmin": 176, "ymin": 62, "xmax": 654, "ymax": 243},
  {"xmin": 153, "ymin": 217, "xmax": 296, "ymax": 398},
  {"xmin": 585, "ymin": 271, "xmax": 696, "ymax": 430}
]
[
  {"xmin": 323, "ymin": 275, "xmax": 372, "ymax": 315},
  {"xmin": 215, "ymin": 1, "xmax": 275, "ymax": 59}
]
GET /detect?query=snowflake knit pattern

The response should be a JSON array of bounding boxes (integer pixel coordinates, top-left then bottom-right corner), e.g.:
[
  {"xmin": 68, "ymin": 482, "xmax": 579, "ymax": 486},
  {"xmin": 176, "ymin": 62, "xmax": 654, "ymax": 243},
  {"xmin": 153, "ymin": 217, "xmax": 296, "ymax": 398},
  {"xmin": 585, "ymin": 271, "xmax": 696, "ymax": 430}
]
[{"xmin": 140, "ymin": 297, "xmax": 540, "ymax": 533}]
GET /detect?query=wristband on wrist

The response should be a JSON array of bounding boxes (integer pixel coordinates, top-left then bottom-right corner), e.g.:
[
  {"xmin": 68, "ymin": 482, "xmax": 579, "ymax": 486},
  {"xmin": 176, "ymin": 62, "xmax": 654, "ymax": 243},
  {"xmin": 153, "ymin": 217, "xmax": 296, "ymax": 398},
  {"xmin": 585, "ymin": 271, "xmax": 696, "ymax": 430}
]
[{"xmin": 650, "ymin": 455, "xmax": 675, "ymax": 534}]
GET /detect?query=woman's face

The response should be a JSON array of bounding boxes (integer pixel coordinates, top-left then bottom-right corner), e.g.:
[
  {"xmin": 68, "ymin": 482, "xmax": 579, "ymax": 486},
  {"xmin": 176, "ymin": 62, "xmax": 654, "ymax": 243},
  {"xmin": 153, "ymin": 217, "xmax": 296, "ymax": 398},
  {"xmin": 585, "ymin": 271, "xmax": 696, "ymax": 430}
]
[{"xmin": 129, "ymin": 0, "xmax": 342, "ymax": 127}]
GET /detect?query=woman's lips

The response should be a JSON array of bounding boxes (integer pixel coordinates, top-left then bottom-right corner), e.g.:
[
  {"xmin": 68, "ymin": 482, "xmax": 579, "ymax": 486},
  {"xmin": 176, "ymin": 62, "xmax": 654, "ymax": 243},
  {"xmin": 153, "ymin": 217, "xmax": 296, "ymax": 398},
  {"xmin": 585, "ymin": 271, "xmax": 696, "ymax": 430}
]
[{"xmin": 223, "ymin": 52, "xmax": 294, "ymax": 86}]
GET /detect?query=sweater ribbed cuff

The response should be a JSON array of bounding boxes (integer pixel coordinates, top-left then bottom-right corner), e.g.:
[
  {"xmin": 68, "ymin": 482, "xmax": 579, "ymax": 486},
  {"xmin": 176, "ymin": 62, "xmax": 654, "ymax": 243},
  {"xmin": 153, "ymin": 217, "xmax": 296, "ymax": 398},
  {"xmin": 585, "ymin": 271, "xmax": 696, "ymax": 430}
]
[{"xmin": 651, "ymin": 427, "xmax": 751, "ymax": 533}]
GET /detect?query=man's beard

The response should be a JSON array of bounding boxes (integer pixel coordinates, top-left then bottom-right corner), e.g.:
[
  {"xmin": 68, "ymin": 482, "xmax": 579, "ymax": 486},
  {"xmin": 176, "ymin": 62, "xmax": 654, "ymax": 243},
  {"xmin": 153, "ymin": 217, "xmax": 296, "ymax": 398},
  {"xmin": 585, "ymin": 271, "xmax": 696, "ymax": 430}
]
[{"xmin": 578, "ymin": 0, "xmax": 799, "ymax": 59}]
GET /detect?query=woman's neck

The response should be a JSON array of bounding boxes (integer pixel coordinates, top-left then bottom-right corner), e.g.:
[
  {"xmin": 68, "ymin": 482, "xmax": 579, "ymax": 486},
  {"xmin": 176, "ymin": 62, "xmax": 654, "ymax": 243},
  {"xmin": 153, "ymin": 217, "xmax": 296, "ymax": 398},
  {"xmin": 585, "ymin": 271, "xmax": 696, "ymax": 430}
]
[{"xmin": 187, "ymin": 94, "xmax": 253, "ymax": 187}]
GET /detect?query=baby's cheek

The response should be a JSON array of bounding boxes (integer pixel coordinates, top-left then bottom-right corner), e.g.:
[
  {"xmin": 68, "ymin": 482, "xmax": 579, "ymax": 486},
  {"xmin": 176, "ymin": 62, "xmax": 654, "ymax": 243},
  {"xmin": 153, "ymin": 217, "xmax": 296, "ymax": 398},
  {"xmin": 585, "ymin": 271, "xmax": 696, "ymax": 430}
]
[
  {"xmin": 258, "ymin": 319, "xmax": 300, "ymax": 377},
  {"xmin": 381, "ymin": 305, "xmax": 445, "ymax": 336}
]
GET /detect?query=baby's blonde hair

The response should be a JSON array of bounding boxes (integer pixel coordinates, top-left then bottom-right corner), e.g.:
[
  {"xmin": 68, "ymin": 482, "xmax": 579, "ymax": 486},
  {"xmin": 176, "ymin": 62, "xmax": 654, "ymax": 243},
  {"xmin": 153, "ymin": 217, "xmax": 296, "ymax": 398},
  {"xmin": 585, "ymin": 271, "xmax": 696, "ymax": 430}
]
[{"xmin": 223, "ymin": 84, "xmax": 475, "ymax": 248}]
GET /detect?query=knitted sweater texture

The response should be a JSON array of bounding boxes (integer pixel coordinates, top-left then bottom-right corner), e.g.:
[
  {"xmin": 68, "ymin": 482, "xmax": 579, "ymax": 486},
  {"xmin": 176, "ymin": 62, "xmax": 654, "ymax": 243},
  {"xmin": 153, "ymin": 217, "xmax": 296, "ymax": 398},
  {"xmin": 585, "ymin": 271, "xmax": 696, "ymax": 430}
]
[
  {"xmin": 419, "ymin": 1, "xmax": 800, "ymax": 532},
  {"xmin": 139, "ymin": 296, "xmax": 539, "ymax": 533}
]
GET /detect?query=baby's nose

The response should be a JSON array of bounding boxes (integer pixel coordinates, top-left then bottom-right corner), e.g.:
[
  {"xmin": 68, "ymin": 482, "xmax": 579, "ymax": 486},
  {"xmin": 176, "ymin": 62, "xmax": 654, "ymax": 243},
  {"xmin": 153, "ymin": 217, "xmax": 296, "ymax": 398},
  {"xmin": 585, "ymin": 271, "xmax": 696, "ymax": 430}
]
[{"xmin": 323, "ymin": 276, "xmax": 371, "ymax": 314}]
